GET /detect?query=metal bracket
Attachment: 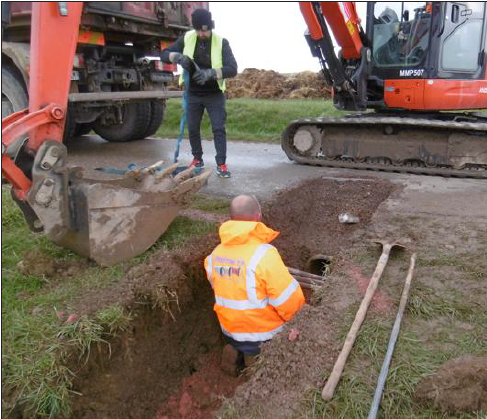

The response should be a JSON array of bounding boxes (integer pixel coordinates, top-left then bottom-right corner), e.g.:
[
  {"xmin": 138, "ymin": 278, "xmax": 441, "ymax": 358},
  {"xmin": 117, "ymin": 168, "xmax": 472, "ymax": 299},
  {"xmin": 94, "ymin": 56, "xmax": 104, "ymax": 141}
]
[{"xmin": 40, "ymin": 146, "xmax": 61, "ymax": 170}]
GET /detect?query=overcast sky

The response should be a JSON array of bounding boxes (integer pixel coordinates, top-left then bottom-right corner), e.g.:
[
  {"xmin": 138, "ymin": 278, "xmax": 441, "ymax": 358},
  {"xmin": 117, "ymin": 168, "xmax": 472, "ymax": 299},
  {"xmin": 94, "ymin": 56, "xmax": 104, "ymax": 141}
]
[{"xmin": 209, "ymin": 2, "xmax": 368, "ymax": 74}]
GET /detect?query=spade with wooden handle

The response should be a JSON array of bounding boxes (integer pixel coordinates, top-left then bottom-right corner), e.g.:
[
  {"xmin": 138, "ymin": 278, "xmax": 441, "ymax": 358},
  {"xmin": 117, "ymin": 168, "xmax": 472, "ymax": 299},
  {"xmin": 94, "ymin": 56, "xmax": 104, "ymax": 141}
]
[
  {"xmin": 367, "ymin": 252, "xmax": 417, "ymax": 419},
  {"xmin": 322, "ymin": 239, "xmax": 405, "ymax": 401}
]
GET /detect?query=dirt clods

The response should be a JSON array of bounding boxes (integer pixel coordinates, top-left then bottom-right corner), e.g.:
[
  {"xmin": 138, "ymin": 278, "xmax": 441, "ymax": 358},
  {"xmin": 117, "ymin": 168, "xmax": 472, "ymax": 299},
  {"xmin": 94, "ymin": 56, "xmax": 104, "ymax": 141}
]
[
  {"xmin": 414, "ymin": 355, "xmax": 487, "ymax": 414},
  {"xmin": 17, "ymin": 249, "xmax": 91, "ymax": 280}
]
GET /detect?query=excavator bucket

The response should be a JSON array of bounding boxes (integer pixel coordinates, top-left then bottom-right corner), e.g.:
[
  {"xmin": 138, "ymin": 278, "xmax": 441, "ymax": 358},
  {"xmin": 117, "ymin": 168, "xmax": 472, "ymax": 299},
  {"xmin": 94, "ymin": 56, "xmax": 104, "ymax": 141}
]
[{"xmin": 25, "ymin": 141, "xmax": 211, "ymax": 266}]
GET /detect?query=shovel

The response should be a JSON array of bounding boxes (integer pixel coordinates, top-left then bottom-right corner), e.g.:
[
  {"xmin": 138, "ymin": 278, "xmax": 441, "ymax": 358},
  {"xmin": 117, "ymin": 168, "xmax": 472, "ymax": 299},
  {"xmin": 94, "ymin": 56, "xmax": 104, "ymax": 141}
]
[
  {"xmin": 172, "ymin": 60, "xmax": 202, "ymax": 176},
  {"xmin": 367, "ymin": 252, "xmax": 417, "ymax": 419},
  {"xmin": 322, "ymin": 238, "xmax": 406, "ymax": 400}
]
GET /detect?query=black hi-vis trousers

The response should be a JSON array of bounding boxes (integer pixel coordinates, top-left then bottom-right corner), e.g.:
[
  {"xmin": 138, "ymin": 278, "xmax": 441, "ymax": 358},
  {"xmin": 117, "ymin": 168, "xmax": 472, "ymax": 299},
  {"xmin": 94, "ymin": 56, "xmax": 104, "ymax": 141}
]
[{"xmin": 187, "ymin": 90, "xmax": 227, "ymax": 166}]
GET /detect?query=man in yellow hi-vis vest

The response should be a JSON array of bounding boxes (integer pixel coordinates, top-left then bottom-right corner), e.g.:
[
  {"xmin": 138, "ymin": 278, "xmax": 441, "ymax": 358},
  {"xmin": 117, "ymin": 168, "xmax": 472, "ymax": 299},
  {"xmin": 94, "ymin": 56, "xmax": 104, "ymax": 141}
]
[
  {"xmin": 161, "ymin": 9, "xmax": 238, "ymax": 178},
  {"xmin": 205, "ymin": 195, "xmax": 305, "ymax": 376}
]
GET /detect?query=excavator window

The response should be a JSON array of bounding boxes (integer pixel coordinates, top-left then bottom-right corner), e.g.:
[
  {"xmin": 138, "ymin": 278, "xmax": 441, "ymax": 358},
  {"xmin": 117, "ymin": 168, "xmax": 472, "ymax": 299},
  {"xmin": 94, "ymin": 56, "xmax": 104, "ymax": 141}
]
[
  {"xmin": 372, "ymin": 2, "xmax": 431, "ymax": 68},
  {"xmin": 440, "ymin": 2, "xmax": 485, "ymax": 73}
]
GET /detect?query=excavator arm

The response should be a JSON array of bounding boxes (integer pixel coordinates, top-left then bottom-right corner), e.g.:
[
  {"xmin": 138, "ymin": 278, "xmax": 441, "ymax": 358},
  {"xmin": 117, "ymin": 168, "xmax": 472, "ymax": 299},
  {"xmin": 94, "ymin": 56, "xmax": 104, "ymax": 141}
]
[
  {"xmin": 299, "ymin": 2, "xmax": 369, "ymax": 110},
  {"xmin": 1, "ymin": 2, "xmax": 211, "ymax": 265}
]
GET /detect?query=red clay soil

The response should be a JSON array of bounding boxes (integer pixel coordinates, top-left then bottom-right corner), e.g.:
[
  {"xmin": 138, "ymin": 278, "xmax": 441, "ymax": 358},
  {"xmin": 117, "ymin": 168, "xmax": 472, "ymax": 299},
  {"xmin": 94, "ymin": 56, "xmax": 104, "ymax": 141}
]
[
  {"xmin": 52, "ymin": 177, "xmax": 396, "ymax": 419},
  {"xmin": 154, "ymin": 352, "xmax": 246, "ymax": 419}
]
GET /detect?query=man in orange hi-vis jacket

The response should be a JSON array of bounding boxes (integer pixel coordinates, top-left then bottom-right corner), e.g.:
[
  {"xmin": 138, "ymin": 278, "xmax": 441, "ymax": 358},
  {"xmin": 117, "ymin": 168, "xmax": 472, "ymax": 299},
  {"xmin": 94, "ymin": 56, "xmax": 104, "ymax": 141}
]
[{"xmin": 204, "ymin": 195, "xmax": 305, "ymax": 376}]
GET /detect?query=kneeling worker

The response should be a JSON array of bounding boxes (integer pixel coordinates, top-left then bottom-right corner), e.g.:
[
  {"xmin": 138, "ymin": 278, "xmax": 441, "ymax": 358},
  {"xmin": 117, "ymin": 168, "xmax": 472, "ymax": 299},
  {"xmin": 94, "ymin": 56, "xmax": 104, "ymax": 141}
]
[{"xmin": 204, "ymin": 195, "xmax": 305, "ymax": 375}]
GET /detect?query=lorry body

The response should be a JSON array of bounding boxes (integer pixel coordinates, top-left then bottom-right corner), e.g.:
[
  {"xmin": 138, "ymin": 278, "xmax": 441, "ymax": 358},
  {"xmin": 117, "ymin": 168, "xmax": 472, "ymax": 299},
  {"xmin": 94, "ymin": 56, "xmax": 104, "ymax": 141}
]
[{"xmin": 2, "ymin": 1, "xmax": 207, "ymax": 142}]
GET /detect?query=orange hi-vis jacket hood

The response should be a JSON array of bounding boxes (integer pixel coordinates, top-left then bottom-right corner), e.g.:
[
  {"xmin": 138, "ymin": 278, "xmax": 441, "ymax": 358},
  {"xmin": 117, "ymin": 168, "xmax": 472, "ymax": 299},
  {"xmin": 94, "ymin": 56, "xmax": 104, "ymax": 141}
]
[{"xmin": 204, "ymin": 220, "xmax": 305, "ymax": 342}]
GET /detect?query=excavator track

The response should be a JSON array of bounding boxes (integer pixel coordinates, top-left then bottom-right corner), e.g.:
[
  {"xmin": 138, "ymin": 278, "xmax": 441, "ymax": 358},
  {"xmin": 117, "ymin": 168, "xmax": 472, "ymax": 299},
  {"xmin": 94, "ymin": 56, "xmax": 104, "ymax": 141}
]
[{"xmin": 282, "ymin": 114, "xmax": 487, "ymax": 179}]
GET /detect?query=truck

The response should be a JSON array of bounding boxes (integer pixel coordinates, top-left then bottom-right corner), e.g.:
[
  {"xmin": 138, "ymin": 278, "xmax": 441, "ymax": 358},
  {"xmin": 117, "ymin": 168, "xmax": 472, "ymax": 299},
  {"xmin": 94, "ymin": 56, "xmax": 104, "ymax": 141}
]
[{"xmin": 2, "ymin": 1, "xmax": 207, "ymax": 143}]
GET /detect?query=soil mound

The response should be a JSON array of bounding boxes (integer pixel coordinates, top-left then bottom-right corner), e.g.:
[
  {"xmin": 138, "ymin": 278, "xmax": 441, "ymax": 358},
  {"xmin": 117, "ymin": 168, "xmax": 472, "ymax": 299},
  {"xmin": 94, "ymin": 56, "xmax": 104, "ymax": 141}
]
[
  {"xmin": 169, "ymin": 68, "xmax": 331, "ymax": 100},
  {"xmin": 17, "ymin": 249, "xmax": 91, "ymax": 280},
  {"xmin": 414, "ymin": 355, "xmax": 487, "ymax": 414}
]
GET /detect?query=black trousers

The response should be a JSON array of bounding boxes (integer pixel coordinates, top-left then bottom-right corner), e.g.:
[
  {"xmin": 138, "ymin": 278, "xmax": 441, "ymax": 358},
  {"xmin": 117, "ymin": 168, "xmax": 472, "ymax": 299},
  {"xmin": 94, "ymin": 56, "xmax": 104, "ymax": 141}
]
[
  {"xmin": 224, "ymin": 335, "xmax": 266, "ymax": 356},
  {"xmin": 187, "ymin": 90, "xmax": 227, "ymax": 165}
]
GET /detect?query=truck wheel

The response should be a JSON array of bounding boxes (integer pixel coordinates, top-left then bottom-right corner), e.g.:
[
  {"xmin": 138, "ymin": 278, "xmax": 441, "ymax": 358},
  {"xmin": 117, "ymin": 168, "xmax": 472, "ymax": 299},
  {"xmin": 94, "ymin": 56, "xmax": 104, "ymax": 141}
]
[
  {"xmin": 93, "ymin": 102, "xmax": 151, "ymax": 142},
  {"xmin": 62, "ymin": 109, "xmax": 76, "ymax": 143},
  {"xmin": 2, "ymin": 64, "xmax": 28, "ymax": 156},
  {"xmin": 74, "ymin": 123, "xmax": 93, "ymax": 137},
  {"xmin": 142, "ymin": 100, "xmax": 165, "ymax": 138}
]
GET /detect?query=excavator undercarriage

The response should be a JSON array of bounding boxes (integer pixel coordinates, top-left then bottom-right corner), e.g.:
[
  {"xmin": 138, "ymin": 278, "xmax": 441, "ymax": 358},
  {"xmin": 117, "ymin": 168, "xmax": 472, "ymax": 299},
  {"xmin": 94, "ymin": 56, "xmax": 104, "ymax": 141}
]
[{"xmin": 283, "ymin": 113, "xmax": 487, "ymax": 178}]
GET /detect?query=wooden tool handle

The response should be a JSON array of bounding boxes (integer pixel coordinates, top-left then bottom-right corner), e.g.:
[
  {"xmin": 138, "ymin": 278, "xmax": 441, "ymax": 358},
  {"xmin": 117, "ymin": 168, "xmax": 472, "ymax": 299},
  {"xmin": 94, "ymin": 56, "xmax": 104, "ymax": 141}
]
[{"xmin": 322, "ymin": 244, "xmax": 392, "ymax": 400}]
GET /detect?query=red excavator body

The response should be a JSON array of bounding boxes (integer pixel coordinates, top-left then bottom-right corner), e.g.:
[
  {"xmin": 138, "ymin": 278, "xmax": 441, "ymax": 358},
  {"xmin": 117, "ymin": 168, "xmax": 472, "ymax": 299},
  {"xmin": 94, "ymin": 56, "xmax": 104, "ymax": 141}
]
[{"xmin": 283, "ymin": 2, "xmax": 487, "ymax": 177}]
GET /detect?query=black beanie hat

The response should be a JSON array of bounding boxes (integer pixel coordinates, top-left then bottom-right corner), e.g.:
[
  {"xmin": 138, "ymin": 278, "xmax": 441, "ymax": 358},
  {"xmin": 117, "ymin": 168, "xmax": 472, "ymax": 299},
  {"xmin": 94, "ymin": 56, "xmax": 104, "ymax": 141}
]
[{"xmin": 191, "ymin": 9, "xmax": 214, "ymax": 30}]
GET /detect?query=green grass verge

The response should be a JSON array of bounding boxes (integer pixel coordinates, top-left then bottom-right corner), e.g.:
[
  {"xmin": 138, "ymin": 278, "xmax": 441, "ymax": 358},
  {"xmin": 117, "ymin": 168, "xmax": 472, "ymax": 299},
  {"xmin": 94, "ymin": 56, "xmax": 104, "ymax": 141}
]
[
  {"xmin": 1, "ymin": 186, "xmax": 217, "ymax": 418},
  {"xmin": 299, "ymin": 296, "xmax": 485, "ymax": 419},
  {"xmin": 156, "ymin": 98, "xmax": 348, "ymax": 142},
  {"xmin": 189, "ymin": 193, "xmax": 230, "ymax": 213},
  {"xmin": 297, "ymin": 245, "xmax": 486, "ymax": 419}
]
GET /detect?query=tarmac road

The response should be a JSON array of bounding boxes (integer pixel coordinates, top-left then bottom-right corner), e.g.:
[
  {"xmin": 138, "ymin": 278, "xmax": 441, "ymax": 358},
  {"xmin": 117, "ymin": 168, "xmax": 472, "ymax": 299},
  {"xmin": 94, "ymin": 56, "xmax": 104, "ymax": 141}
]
[{"xmin": 66, "ymin": 135, "xmax": 487, "ymax": 219}]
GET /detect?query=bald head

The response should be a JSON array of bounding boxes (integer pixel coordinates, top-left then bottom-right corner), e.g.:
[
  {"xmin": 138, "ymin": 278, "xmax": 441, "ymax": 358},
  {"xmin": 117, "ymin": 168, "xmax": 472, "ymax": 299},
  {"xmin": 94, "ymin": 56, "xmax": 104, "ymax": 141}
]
[{"xmin": 230, "ymin": 195, "xmax": 262, "ymax": 222}]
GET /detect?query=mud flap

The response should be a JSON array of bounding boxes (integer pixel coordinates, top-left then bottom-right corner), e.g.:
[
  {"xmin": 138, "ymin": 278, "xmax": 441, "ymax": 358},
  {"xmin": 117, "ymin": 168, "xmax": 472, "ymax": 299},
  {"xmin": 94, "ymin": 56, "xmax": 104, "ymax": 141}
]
[{"xmin": 26, "ymin": 141, "xmax": 211, "ymax": 266}]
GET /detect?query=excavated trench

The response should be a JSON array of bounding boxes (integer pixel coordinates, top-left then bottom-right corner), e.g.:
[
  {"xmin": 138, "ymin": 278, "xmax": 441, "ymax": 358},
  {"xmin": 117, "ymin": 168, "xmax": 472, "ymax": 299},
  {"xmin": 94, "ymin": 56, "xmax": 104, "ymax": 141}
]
[{"xmin": 68, "ymin": 177, "xmax": 397, "ymax": 419}]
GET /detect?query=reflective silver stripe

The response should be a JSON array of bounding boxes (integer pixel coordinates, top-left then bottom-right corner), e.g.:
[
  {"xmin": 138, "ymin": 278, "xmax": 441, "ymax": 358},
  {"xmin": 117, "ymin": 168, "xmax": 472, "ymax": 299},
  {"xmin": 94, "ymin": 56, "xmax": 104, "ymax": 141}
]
[
  {"xmin": 221, "ymin": 324, "xmax": 284, "ymax": 342},
  {"xmin": 206, "ymin": 250, "xmax": 215, "ymax": 288},
  {"xmin": 269, "ymin": 279, "xmax": 299, "ymax": 307},
  {"xmin": 215, "ymin": 295, "xmax": 268, "ymax": 310},
  {"xmin": 246, "ymin": 244, "xmax": 272, "ymax": 303}
]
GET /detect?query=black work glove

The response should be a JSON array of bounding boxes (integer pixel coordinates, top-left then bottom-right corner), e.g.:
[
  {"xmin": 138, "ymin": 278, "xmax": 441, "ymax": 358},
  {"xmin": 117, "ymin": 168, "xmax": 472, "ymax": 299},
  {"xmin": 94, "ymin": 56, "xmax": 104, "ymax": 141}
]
[
  {"xmin": 170, "ymin": 52, "xmax": 194, "ymax": 72},
  {"xmin": 192, "ymin": 68, "xmax": 217, "ymax": 85}
]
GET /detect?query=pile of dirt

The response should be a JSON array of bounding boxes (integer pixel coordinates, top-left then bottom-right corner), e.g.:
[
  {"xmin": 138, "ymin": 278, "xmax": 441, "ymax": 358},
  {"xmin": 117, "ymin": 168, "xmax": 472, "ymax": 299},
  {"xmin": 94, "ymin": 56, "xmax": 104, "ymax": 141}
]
[
  {"xmin": 226, "ymin": 68, "xmax": 332, "ymax": 100},
  {"xmin": 169, "ymin": 68, "xmax": 332, "ymax": 100},
  {"xmin": 414, "ymin": 355, "xmax": 487, "ymax": 414},
  {"xmin": 16, "ymin": 249, "xmax": 91, "ymax": 281},
  {"xmin": 263, "ymin": 177, "xmax": 396, "ymax": 269},
  {"xmin": 60, "ymin": 177, "xmax": 396, "ymax": 419}
]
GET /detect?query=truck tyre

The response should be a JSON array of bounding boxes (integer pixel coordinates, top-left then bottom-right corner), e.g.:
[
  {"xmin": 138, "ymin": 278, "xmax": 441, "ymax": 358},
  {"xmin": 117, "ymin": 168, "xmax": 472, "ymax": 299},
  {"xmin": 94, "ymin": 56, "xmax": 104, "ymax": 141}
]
[
  {"xmin": 62, "ymin": 109, "xmax": 76, "ymax": 143},
  {"xmin": 142, "ymin": 100, "xmax": 165, "ymax": 138},
  {"xmin": 93, "ymin": 102, "xmax": 151, "ymax": 142},
  {"xmin": 2, "ymin": 64, "xmax": 28, "ymax": 156}
]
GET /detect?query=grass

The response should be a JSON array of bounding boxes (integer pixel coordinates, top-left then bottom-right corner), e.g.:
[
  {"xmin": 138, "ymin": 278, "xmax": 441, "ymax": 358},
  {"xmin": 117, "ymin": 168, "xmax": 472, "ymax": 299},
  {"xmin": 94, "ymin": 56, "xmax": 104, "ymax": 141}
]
[
  {"xmin": 156, "ymin": 98, "xmax": 348, "ymax": 142},
  {"xmin": 190, "ymin": 193, "xmax": 230, "ymax": 213},
  {"xmin": 299, "ymin": 312, "xmax": 485, "ymax": 419},
  {"xmin": 295, "ymin": 241, "xmax": 487, "ymax": 419},
  {"xmin": 1, "ymin": 186, "xmax": 218, "ymax": 418}
]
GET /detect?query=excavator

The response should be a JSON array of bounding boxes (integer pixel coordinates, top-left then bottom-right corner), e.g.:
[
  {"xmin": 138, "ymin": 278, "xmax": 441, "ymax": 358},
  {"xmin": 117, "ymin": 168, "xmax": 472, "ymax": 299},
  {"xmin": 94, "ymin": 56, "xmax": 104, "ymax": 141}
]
[
  {"xmin": 2, "ymin": 2, "xmax": 486, "ymax": 266},
  {"xmin": 283, "ymin": 2, "xmax": 487, "ymax": 178},
  {"xmin": 1, "ymin": 2, "xmax": 211, "ymax": 266}
]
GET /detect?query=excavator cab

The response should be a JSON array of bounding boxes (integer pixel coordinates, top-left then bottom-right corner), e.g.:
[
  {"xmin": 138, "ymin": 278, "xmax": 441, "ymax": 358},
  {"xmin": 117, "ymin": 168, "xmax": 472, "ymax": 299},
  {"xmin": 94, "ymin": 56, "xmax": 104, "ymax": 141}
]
[
  {"xmin": 1, "ymin": 2, "xmax": 211, "ymax": 266},
  {"xmin": 366, "ymin": 1, "xmax": 487, "ymax": 109}
]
